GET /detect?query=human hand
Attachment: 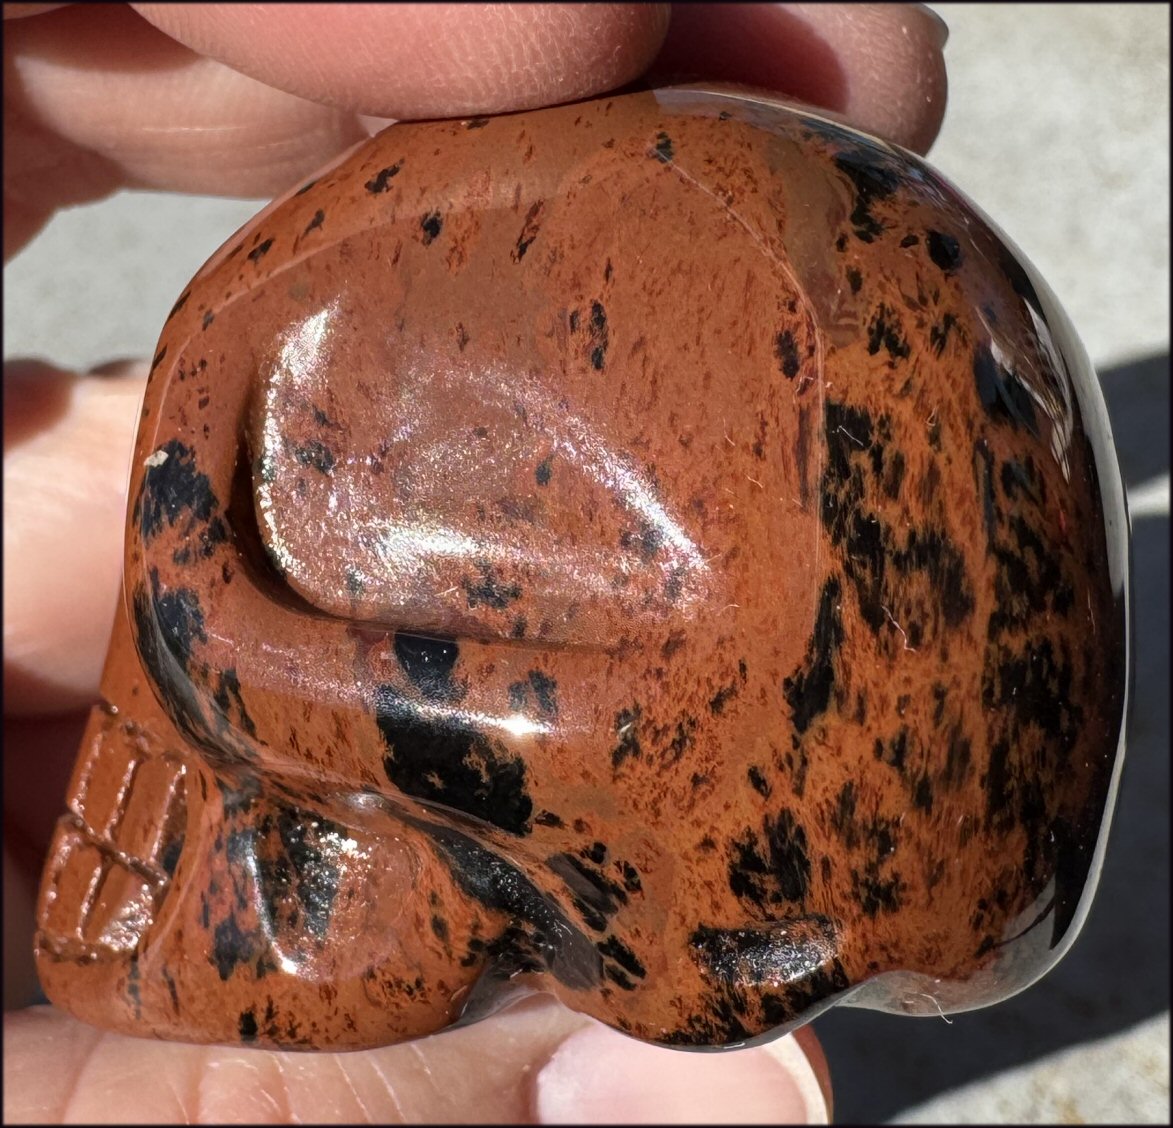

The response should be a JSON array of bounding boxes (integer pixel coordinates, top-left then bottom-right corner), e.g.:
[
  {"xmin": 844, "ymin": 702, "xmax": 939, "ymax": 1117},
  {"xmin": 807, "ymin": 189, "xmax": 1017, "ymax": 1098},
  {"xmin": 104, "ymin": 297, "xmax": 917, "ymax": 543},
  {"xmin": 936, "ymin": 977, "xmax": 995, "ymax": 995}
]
[{"xmin": 3, "ymin": 4, "xmax": 947, "ymax": 1121}]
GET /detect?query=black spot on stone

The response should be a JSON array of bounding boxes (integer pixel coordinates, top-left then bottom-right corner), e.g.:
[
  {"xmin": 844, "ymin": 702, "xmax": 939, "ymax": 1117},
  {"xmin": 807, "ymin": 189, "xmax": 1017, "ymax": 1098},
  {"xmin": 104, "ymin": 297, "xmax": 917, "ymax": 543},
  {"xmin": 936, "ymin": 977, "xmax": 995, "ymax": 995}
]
[
  {"xmin": 375, "ymin": 685, "xmax": 533, "ymax": 835},
  {"xmin": 527, "ymin": 669, "xmax": 559, "ymax": 718},
  {"xmin": 944, "ymin": 731, "xmax": 972, "ymax": 788},
  {"xmin": 611, "ymin": 705, "xmax": 642, "ymax": 768},
  {"xmin": 511, "ymin": 615, "xmax": 527, "ymax": 639},
  {"xmin": 394, "ymin": 632, "xmax": 459, "ymax": 701},
  {"xmin": 409, "ymin": 818, "xmax": 600, "ymax": 990},
  {"xmin": 691, "ymin": 918, "xmax": 842, "ymax": 1005},
  {"xmin": 535, "ymin": 456, "xmax": 552, "ymax": 486},
  {"xmin": 365, "ymin": 163, "xmax": 402, "ymax": 193},
  {"xmin": 213, "ymin": 668, "xmax": 257, "ymax": 738},
  {"xmin": 150, "ymin": 345, "xmax": 168, "ymax": 373},
  {"xmin": 659, "ymin": 995, "xmax": 755, "ymax": 1047},
  {"xmin": 883, "ymin": 449, "xmax": 906, "ymax": 499},
  {"xmin": 867, "ymin": 303, "xmax": 910, "ymax": 360},
  {"xmin": 833, "ymin": 147, "xmax": 901, "ymax": 242},
  {"xmin": 651, "ymin": 131, "xmax": 674, "ymax": 162},
  {"xmin": 160, "ymin": 833, "xmax": 184, "ymax": 877},
  {"xmin": 899, "ymin": 527, "xmax": 974, "ymax": 628},
  {"xmin": 748, "ymin": 765, "xmax": 771, "ymax": 797},
  {"xmin": 534, "ymin": 811, "xmax": 564, "ymax": 828},
  {"xmin": 125, "ymin": 955, "xmax": 142, "ymax": 1015},
  {"xmin": 900, "ymin": 233, "xmax": 920, "ymax": 248},
  {"xmin": 774, "ymin": 328, "xmax": 801, "ymax": 379},
  {"xmin": 831, "ymin": 780, "xmax": 858, "ymax": 847},
  {"xmin": 820, "ymin": 400, "xmax": 973, "ymax": 638},
  {"xmin": 585, "ymin": 841, "xmax": 607, "ymax": 865},
  {"xmin": 294, "ymin": 178, "xmax": 318, "ymax": 196},
  {"xmin": 598, "ymin": 935, "xmax": 646, "ymax": 979},
  {"xmin": 728, "ymin": 810, "xmax": 812, "ymax": 912},
  {"xmin": 852, "ymin": 869, "xmax": 904, "ymax": 917},
  {"xmin": 431, "ymin": 914, "xmax": 449, "ymax": 941},
  {"xmin": 250, "ymin": 806, "xmax": 343, "ymax": 941},
  {"xmin": 212, "ymin": 913, "xmax": 259, "ymax": 980},
  {"xmin": 667, "ymin": 717, "xmax": 696, "ymax": 764},
  {"xmin": 166, "ymin": 290, "xmax": 190, "ymax": 322},
  {"xmin": 619, "ymin": 517, "xmax": 663, "ymax": 563},
  {"xmin": 548, "ymin": 852, "xmax": 628, "ymax": 932},
  {"xmin": 420, "ymin": 211, "xmax": 443, "ymax": 244},
  {"xmin": 604, "ymin": 964, "xmax": 635, "ymax": 990},
  {"xmin": 247, "ymin": 238, "xmax": 274, "ymax": 263},
  {"xmin": 588, "ymin": 300, "xmax": 609, "ymax": 370},
  {"xmin": 171, "ymin": 513, "xmax": 229, "ymax": 566},
  {"xmin": 927, "ymin": 229, "xmax": 962, "ymax": 273},
  {"xmin": 238, "ymin": 1009, "xmax": 258, "ymax": 1041},
  {"xmin": 846, "ymin": 266, "xmax": 863, "ymax": 294},
  {"xmin": 146, "ymin": 572, "xmax": 206, "ymax": 670},
  {"xmin": 135, "ymin": 439, "xmax": 221, "ymax": 542},
  {"xmin": 975, "ymin": 439, "xmax": 999, "ymax": 550},
  {"xmin": 1000, "ymin": 455, "xmax": 1046, "ymax": 506},
  {"xmin": 985, "ymin": 637, "xmax": 1079, "ymax": 747},
  {"xmin": 974, "ymin": 343, "xmax": 1039, "ymax": 435},
  {"xmin": 783, "ymin": 577, "xmax": 844, "ymax": 735},
  {"xmin": 513, "ymin": 199, "xmax": 544, "ymax": 262},
  {"xmin": 303, "ymin": 209, "xmax": 325, "ymax": 235},
  {"xmin": 465, "ymin": 117, "xmax": 490, "ymax": 129},
  {"xmin": 292, "ymin": 440, "xmax": 336, "ymax": 474},
  {"xmin": 709, "ymin": 680, "xmax": 739, "ymax": 715},
  {"xmin": 463, "ymin": 560, "xmax": 521, "ymax": 610},
  {"xmin": 930, "ymin": 312, "xmax": 956, "ymax": 356}
]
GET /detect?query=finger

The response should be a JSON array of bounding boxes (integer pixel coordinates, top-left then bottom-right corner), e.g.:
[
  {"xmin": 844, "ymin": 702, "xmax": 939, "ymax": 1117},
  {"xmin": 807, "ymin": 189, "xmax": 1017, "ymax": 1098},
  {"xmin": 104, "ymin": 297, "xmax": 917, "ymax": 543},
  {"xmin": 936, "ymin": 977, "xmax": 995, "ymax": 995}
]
[
  {"xmin": 3, "ymin": 4, "xmax": 368, "ymax": 257},
  {"xmin": 133, "ymin": 2, "xmax": 945, "ymax": 152},
  {"xmin": 647, "ymin": 2, "xmax": 949, "ymax": 154},
  {"xmin": 2, "ymin": 360, "xmax": 145, "ymax": 716},
  {"xmin": 2, "ymin": 999, "xmax": 830, "ymax": 1123},
  {"xmin": 5, "ymin": 4, "xmax": 945, "ymax": 260},
  {"xmin": 132, "ymin": 2, "xmax": 672, "ymax": 120}
]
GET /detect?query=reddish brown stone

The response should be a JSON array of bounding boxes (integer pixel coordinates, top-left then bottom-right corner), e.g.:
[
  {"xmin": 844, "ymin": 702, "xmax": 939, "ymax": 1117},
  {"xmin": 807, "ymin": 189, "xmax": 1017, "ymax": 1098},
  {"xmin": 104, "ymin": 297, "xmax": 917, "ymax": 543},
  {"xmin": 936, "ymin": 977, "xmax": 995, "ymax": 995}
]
[{"xmin": 35, "ymin": 86, "xmax": 1128, "ymax": 1051}]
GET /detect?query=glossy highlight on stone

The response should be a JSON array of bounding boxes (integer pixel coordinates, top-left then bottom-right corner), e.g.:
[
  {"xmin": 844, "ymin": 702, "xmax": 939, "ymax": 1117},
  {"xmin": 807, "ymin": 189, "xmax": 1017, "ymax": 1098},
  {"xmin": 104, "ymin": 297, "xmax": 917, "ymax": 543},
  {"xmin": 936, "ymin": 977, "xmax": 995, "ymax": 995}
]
[{"xmin": 35, "ymin": 86, "xmax": 1129, "ymax": 1051}]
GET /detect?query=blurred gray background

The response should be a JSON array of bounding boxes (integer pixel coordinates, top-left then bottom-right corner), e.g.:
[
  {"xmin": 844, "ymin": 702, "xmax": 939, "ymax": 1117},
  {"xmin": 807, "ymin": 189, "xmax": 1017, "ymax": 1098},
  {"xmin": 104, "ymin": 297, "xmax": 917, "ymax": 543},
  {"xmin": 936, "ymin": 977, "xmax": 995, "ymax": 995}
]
[{"xmin": 4, "ymin": 3, "xmax": 1169, "ymax": 1123}]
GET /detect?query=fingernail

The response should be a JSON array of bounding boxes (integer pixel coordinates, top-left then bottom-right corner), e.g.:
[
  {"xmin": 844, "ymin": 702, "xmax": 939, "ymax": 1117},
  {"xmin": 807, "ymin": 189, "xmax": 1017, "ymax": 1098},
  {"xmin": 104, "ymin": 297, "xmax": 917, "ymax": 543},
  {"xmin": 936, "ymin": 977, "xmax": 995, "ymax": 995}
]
[
  {"xmin": 533, "ymin": 1023, "xmax": 829, "ymax": 1125},
  {"xmin": 910, "ymin": 3, "xmax": 950, "ymax": 48}
]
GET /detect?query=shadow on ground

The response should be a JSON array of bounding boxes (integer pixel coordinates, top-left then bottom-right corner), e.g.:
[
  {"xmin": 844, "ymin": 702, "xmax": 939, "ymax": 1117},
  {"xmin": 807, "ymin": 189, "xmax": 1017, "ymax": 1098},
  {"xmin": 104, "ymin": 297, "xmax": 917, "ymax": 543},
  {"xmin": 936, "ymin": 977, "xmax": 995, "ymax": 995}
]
[{"xmin": 814, "ymin": 352, "xmax": 1171, "ymax": 1123}]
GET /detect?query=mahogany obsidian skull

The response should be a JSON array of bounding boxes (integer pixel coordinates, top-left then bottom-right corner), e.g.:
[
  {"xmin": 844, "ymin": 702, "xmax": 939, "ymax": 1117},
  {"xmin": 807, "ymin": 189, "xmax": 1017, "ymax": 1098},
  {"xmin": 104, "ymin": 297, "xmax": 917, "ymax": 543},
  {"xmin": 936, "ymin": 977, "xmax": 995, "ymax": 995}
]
[{"xmin": 35, "ymin": 87, "xmax": 1129, "ymax": 1051}]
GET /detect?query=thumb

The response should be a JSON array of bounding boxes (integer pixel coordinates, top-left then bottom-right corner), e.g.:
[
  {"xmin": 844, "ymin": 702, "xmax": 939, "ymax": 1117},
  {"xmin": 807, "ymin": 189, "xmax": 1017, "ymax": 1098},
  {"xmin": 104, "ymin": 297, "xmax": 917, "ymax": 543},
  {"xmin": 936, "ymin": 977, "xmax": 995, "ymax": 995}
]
[{"xmin": 3, "ymin": 997, "xmax": 830, "ymax": 1124}]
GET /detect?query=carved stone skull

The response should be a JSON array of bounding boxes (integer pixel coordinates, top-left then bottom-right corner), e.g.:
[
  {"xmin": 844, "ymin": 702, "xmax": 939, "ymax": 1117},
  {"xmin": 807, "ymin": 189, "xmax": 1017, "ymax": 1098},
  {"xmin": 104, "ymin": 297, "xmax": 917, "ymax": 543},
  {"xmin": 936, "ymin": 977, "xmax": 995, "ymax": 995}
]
[{"xmin": 35, "ymin": 87, "xmax": 1128, "ymax": 1051}]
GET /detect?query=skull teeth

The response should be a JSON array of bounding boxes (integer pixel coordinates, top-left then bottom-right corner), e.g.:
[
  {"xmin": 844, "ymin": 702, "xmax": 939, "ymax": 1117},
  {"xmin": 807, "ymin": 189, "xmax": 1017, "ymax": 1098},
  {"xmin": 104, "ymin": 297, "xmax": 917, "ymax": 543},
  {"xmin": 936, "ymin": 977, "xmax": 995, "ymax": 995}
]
[{"xmin": 36, "ymin": 709, "xmax": 188, "ymax": 961}]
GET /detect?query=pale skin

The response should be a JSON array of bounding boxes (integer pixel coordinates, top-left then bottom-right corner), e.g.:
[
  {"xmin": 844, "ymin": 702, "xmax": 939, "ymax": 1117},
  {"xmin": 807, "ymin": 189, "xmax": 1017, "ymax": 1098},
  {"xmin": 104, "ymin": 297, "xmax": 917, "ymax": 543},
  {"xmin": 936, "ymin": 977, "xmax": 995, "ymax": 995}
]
[{"xmin": 3, "ymin": 4, "xmax": 948, "ymax": 1121}]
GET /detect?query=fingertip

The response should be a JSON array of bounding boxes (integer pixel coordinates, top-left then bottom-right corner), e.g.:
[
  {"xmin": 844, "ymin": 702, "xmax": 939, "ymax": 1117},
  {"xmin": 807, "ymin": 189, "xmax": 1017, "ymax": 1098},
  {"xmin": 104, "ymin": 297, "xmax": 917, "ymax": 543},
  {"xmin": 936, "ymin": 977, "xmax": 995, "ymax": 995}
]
[
  {"xmin": 648, "ymin": 2, "xmax": 948, "ymax": 155},
  {"xmin": 3, "ymin": 360, "xmax": 145, "ymax": 717},
  {"xmin": 533, "ymin": 1022, "xmax": 830, "ymax": 1124},
  {"xmin": 131, "ymin": 3, "xmax": 672, "ymax": 119}
]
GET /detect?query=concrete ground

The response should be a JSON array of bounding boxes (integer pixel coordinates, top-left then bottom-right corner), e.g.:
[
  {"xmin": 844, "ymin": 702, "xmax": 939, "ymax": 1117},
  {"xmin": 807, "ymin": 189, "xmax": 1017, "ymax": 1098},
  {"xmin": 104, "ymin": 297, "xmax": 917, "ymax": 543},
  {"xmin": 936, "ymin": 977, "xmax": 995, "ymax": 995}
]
[{"xmin": 4, "ymin": 3, "xmax": 1169, "ymax": 1123}]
